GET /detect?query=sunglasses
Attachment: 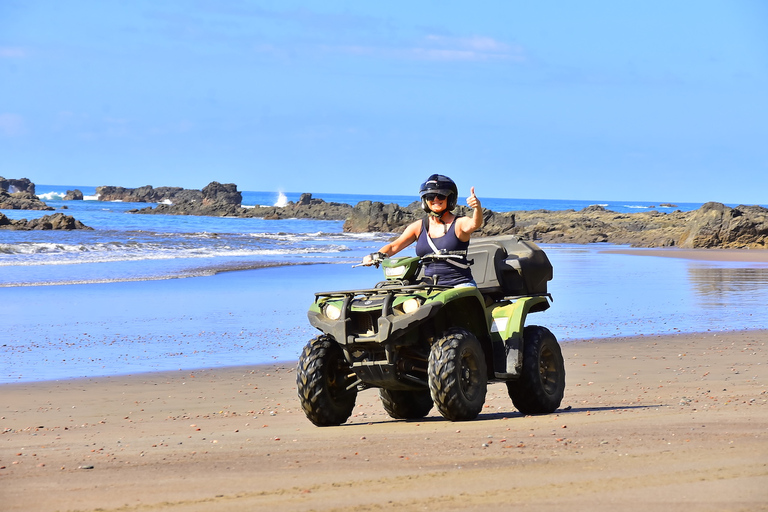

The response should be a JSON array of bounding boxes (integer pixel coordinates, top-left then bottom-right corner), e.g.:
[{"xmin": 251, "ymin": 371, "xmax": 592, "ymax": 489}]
[{"xmin": 425, "ymin": 193, "xmax": 447, "ymax": 201}]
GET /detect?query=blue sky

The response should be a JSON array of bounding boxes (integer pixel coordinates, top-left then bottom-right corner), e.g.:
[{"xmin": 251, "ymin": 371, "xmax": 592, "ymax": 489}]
[{"xmin": 2, "ymin": 1, "xmax": 767, "ymax": 204}]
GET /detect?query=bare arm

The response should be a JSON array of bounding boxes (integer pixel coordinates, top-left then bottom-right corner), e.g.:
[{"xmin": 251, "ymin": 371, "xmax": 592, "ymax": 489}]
[
  {"xmin": 363, "ymin": 220, "xmax": 422, "ymax": 265},
  {"xmin": 456, "ymin": 186, "xmax": 483, "ymax": 241}
]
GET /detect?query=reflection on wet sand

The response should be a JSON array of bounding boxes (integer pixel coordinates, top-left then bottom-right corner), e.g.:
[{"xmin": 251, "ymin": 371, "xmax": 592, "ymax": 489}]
[
  {"xmin": 688, "ymin": 266, "xmax": 768, "ymax": 308},
  {"xmin": 545, "ymin": 245, "xmax": 768, "ymax": 340},
  {"xmin": 601, "ymin": 247, "xmax": 768, "ymax": 263}
]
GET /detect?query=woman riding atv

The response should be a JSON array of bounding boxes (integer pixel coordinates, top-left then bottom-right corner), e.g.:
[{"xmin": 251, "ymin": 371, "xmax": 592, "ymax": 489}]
[{"xmin": 363, "ymin": 175, "xmax": 483, "ymax": 287}]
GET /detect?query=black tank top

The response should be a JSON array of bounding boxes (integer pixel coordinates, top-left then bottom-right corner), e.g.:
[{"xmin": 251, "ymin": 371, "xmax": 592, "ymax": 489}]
[{"xmin": 415, "ymin": 218, "xmax": 473, "ymax": 286}]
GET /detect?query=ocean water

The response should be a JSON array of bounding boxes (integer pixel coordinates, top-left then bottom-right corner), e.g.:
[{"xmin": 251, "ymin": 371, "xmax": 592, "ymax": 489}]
[{"xmin": 2, "ymin": 185, "xmax": 767, "ymax": 383}]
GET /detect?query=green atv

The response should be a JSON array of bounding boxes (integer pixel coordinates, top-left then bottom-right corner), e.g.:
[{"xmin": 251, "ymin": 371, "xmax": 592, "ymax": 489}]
[{"xmin": 297, "ymin": 235, "xmax": 565, "ymax": 426}]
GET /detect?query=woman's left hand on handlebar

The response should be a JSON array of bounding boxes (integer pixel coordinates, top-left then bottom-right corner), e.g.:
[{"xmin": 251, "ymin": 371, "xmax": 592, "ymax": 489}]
[{"xmin": 363, "ymin": 252, "xmax": 386, "ymax": 266}]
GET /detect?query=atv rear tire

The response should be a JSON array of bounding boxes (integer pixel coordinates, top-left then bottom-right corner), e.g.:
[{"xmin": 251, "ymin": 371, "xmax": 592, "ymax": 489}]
[
  {"xmin": 297, "ymin": 335, "xmax": 357, "ymax": 426},
  {"xmin": 428, "ymin": 328, "xmax": 487, "ymax": 421},
  {"xmin": 507, "ymin": 325, "xmax": 565, "ymax": 415},
  {"xmin": 379, "ymin": 388, "xmax": 433, "ymax": 420}
]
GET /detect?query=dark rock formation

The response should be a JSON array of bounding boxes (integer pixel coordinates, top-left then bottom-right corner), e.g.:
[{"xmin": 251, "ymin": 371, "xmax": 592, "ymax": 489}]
[
  {"xmin": 96, "ymin": 185, "xmax": 204, "ymax": 203},
  {"xmin": 0, "ymin": 212, "xmax": 92, "ymax": 230},
  {"xmin": 64, "ymin": 189, "xmax": 84, "ymax": 201},
  {"xmin": 509, "ymin": 207, "xmax": 689, "ymax": 246},
  {"xmin": 0, "ymin": 177, "xmax": 35, "ymax": 195},
  {"xmin": 131, "ymin": 201, "xmax": 244, "ymax": 217},
  {"xmin": 0, "ymin": 189, "xmax": 54, "ymax": 210},
  {"xmin": 343, "ymin": 201, "xmax": 421, "ymax": 232},
  {"xmin": 130, "ymin": 192, "xmax": 353, "ymax": 220},
  {"xmin": 343, "ymin": 201, "xmax": 767, "ymax": 249},
  {"xmin": 202, "ymin": 181, "xmax": 242, "ymax": 205},
  {"xmin": 247, "ymin": 194, "xmax": 352, "ymax": 220},
  {"xmin": 95, "ymin": 181, "xmax": 242, "ymax": 206},
  {"xmin": 677, "ymin": 202, "xmax": 768, "ymax": 249}
]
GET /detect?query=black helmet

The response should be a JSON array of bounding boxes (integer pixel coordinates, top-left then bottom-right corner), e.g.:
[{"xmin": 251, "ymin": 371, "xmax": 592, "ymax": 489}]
[{"xmin": 419, "ymin": 174, "xmax": 458, "ymax": 213}]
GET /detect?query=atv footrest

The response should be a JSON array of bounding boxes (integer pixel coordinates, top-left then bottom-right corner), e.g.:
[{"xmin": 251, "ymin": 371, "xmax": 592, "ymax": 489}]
[{"xmin": 352, "ymin": 359, "xmax": 389, "ymax": 367}]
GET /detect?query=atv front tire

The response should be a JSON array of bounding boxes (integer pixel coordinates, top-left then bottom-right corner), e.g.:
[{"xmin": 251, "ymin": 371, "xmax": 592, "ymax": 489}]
[
  {"xmin": 297, "ymin": 335, "xmax": 357, "ymax": 426},
  {"xmin": 428, "ymin": 328, "xmax": 487, "ymax": 421},
  {"xmin": 507, "ymin": 325, "xmax": 565, "ymax": 415},
  {"xmin": 379, "ymin": 388, "xmax": 433, "ymax": 420}
]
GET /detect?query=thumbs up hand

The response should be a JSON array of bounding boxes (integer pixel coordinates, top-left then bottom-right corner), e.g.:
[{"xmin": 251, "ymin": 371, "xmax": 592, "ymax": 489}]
[{"xmin": 467, "ymin": 186, "xmax": 481, "ymax": 210}]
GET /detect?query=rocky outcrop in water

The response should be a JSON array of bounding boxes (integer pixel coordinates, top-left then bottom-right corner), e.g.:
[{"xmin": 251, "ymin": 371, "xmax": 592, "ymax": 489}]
[
  {"xmin": 0, "ymin": 212, "xmax": 93, "ymax": 230},
  {"xmin": 64, "ymin": 189, "xmax": 84, "ymax": 201},
  {"xmin": 121, "ymin": 181, "xmax": 767, "ymax": 249},
  {"xmin": 100, "ymin": 181, "xmax": 242, "ymax": 207},
  {"xmin": 677, "ymin": 202, "xmax": 768, "ymax": 249},
  {"xmin": 0, "ymin": 189, "xmax": 54, "ymax": 210},
  {"xmin": 201, "ymin": 182, "xmax": 242, "ymax": 205},
  {"xmin": 96, "ymin": 185, "xmax": 204, "ymax": 203},
  {"xmin": 249, "ymin": 193, "xmax": 352, "ymax": 220},
  {"xmin": 0, "ymin": 177, "xmax": 36, "ymax": 195},
  {"xmin": 131, "ymin": 192, "xmax": 353, "ymax": 220},
  {"xmin": 342, "ymin": 201, "xmax": 768, "ymax": 249}
]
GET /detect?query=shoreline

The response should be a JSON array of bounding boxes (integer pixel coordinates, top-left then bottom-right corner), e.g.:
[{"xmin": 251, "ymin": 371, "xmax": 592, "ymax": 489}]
[
  {"xmin": 2, "ymin": 329, "xmax": 766, "ymax": 511},
  {"xmin": 0, "ymin": 260, "xmax": 320, "ymax": 289},
  {"xmin": 2, "ymin": 328, "xmax": 766, "ymax": 388},
  {"xmin": 5, "ymin": 243, "xmax": 767, "ymax": 290}
]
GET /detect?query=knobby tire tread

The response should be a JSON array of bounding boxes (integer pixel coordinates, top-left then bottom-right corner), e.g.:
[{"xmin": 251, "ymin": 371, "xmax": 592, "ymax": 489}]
[
  {"xmin": 296, "ymin": 335, "xmax": 357, "ymax": 426},
  {"xmin": 428, "ymin": 328, "xmax": 487, "ymax": 421}
]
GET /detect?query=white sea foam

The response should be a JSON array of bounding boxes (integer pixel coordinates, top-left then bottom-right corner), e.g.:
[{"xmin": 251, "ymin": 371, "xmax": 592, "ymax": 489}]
[
  {"xmin": 36, "ymin": 191, "xmax": 66, "ymax": 201},
  {"xmin": 248, "ymin": 231, "xmax": 382, "ymax": 243},
  {"xmin": 0, "ymin": 241, "xmax": 349, "ymax": 267}
]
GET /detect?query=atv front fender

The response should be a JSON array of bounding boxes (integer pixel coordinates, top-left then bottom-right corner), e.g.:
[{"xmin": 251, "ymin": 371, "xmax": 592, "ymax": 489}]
[{"xmin": 489, "ymin": 295, "xmax": 551, "ymax": 378}]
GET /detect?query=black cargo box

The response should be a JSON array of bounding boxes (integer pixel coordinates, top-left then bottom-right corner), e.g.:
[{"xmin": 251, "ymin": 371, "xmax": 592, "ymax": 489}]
[{"xmin": 467, "ymin": 235, "xmax": 552, "ymax": 298}]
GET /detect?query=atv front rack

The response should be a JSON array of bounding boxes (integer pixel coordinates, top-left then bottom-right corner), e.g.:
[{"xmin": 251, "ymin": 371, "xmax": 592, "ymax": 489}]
[{"xmin": 313, "ymin": 280, "xmax": 453, "ymax": 301}]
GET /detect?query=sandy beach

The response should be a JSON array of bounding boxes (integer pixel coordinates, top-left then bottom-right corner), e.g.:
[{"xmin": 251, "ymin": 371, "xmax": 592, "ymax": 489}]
[{"xmin": 2, "ymin": 329, "xmax": 766, "ymax": 511}]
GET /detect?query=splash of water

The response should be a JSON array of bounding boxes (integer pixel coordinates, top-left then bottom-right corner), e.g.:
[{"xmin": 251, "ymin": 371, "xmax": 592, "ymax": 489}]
[{"xmin": 274, "ymin": 191, "xmax": 288, "ymax": 207}]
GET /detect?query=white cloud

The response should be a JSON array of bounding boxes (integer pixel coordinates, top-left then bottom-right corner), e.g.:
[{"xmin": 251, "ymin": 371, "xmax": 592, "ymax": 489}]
[
  {"xmin": 0, "ymin": 114, "xmax": 26, "ymax": 136},
  {"xmin": 318, "ymin": 34, "xmax": 525, "ymax": 63},
  {"xmin": 316, "ymin": 34, "xmax": 525, "ymax": 63},
  {"xmin": 420, "ymin": 35, "xmax": 526, "ymax": 62},
  {"xmin": 0, "ymin": 47, "xmax": 28, "ymax": 58}
]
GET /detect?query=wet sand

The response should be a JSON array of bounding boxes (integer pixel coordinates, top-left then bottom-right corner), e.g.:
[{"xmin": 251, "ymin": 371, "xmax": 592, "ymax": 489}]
[
  {"xmin": 2, "ymin": 329, "xmax": 766, "ymax": 511},
  {"xmin": 602, "ymin": 247, "xmax": 768, "ymax": 263}
]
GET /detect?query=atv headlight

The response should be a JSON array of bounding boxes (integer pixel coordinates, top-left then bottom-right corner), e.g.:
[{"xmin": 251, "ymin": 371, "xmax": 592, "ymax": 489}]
[
  {"xmin": 384, "ymin": 264, "xmax": 408, "ymax": 279},
  {"xmin": 324, "ymin": 303, "xmax": 342, "ymax": 320},
  {"xmin": 382, "ymin": 256, "xmax": 420, "ymax": 281},
  {"xmin": 401, "ymin": 297, "xmax": 421, "ymax": 314}
]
